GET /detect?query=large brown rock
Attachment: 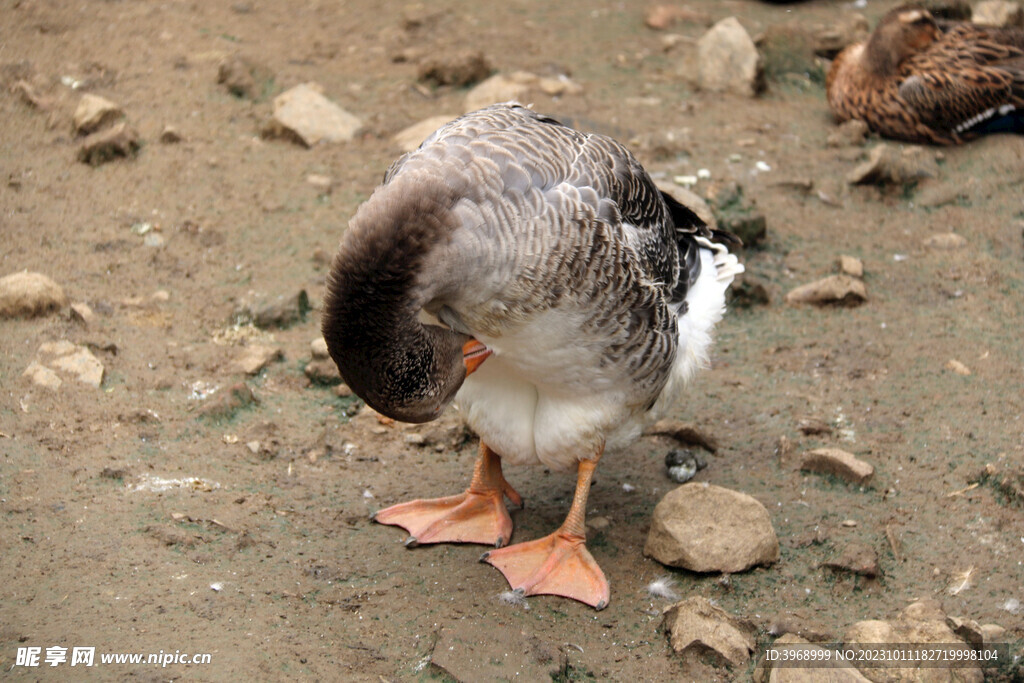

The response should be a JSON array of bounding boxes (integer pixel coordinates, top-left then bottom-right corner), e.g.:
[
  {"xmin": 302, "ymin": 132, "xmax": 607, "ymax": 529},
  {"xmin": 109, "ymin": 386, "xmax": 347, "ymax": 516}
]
[
  {"xmin": 0, "ymin": 271, "xmax": 66, "ymax": 318},
  {"xmin": 645, "ymin": 483, "xmax": 779, "ymax": 573},
  {"xmin": 662, "ymin": 596, "xmax": 756, "ymax": 667}
]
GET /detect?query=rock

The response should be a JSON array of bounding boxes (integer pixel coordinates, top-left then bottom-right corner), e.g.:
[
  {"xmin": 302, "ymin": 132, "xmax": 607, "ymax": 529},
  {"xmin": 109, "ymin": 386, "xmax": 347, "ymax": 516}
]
[
  {"xmin": 264, "ymin": 83, "xmax": 362, "ymax": 147},
  {"xmin": 758, "ymin": 634, "xmax": 872, "ymax": 683},
  {"xmin": 945, "ymin": 616, "xmax": 984, "ymax": 648},
  {"xmin": 645, "ymin": 419, "xmax": 719, "ymax": 452},
  {"xmin": 197, "ymin": 382, "xmax": 258, "ymax": 420},
  {"xmin": 644, "ymin": 5, "xmax": 710, "ymax": 30},
  {"xmin": 0, "ymin": 271, "xmax": 67, "ymax": 318},
  {"xmin": 645, "ymin": 483, "xmax": 779, "ymax": 573},
  {"xmin": 729, "ymin": 278, "xmax": 770, "ymax": 308},
  {"xmin": 837, "ymin": 255, "xmax": 864, "ymax": 278},
  {"xmin": 843, "ymin": 600, "xmax": 984, "ymax": 682},
  {"xmin": 305, "ymin": 358, "xmax": 342, "ymax": 385},
  {"xmin": 417, "ymin": 50, "xmax": 491, "ymax": 87},
  {"xmin": 661, "ymin": 596, "xmax": 756, "ymax": 667},
  {"xmin": 972, "ymin": 1, "xmax": 1024, "ymax": 26},
  {"xmin": 797, "ymin": 416, "xmax": 833, "ymax": 436},
  {"xmin": 665, "ymin": 449, "xmax": 707, "ymax": 483},
  {"xmin": 826, "ymin": 119, "xmax": 869, "ymax": 148},
  {"xmin": 333, "ymin": 383, "xmax": 353, "ymax": 398},
  {"xmin": 785, "ymin": 275, "xmax": 867, "ymax": 307},
  {"xmin": 36, "ymin": 340, "xmax": 105, "ymax": 388},
  {"xmin": 824, "ymin": 542, "xmax": 880, "ymax": 577},
  {"xmin": 800, "ymin": 448, "xmax": 874, "ymax": 484},
  {"xmin": 22, "ymin": 361, "xmax": 63, "ymax": 390},
  {"xmin": 846, "ymin": 144, "xmax": 939, "ymax": 185},
  {"xmin": 696, "ymin": 17, "xmax": 764, "ymax": 97},
  {"xmin": 655, "ymin": 181, "xmax": 717, "ymax": 229},
  {"xmin": 310, "ymin": 337, "xmax": 329, "ymax": 360},
  {"xmin": 537, "ymin": 75, "xmax": 583, "ymax": 97},
  {"xmin": 232, "ymin": 345, "xmax": 282, "ymax": 375},
  {"xmin": 392, "ymin": 115, "xmax": 457, "ymax": 152},
  {"xmin": 217, "ymin": 55, "xmax": 274, "ymax": 100},
  {"xmin": 945, "ymin": 359, "xmax": 971, "ymax": 375},
  {"xmin": 979, "ymin": 623, "xmax": 1006, "ymax": 644},
  {"xmin": 305, "ymin": 174, "xmax": 333, "ymax": 194},
  {"xmin": 813, "ymin": 14, "xmax": 870, "ymax": 59},
  {"xmin": 73, "ymin": 93, "xmax": 123, "ymax": 135},
  {"xmin": 237, "ymin": 290, "xmax": 310, "ymax": 329},
  {"xmin": 463, "ymin": 72, "xmax": 534, "ymax": 112},
  {"xmin": 77, "ymin": 122, "xmax": 141, "ymax": 166},
  {"xmin": 159, "ymin": 125, "xmax": 182, "ymax": 143},
  {"xmin": 69, "ymin": 302, "xmax": 96, "ymax": 325},
  {"xmin": 924, "ymin": 232, "xmax": 967, "ymax": 250}
]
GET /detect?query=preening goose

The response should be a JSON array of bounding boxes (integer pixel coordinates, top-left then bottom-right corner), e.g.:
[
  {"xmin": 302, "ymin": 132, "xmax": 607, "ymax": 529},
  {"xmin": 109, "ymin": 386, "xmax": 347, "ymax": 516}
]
[
  {"xmin": 322, "ymin": 103, "xmax": 743, "ymax": 609},
  {"xmin": 826, "ymin": 5, "xmax": 1024, "ymax": 144}
]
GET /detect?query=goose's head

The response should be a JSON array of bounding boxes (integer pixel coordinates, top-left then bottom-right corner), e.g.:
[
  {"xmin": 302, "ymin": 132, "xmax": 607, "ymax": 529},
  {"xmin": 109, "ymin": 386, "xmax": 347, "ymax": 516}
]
[
  {"xmin": 865, "ymin": 6, "xmax": 940, "ymax": 75},
  {"xmin": 320, "ymin": 178, "xmax": 491, "ymax": 424},
  {"xmin": 324, "ymin": 320, "xmax": 490, "ymax": 424}
]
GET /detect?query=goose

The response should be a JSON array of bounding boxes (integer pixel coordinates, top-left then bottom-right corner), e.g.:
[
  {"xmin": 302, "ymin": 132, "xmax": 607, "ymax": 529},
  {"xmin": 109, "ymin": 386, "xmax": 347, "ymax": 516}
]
[
  {"xmin": 322, "ymin": 103, "xmax": 743, "ymax": 609},
  {"xmin": 826, "ymin": 5, "xmax": 1024, "ymax": 145}
]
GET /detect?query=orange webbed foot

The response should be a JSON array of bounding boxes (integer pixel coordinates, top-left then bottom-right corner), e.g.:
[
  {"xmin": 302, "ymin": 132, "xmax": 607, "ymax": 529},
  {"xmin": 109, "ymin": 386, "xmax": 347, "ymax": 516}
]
[{"xmin": 373, "ymin": 488, "xmax": 514, "ymax": 547}]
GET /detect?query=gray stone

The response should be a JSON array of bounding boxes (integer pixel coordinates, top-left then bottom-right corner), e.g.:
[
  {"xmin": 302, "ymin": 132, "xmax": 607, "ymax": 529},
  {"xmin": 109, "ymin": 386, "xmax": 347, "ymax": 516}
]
[
  {"xmin": 305, "ymin": 358, "xmax": 342, "ymax": 385},
  {"xmin": 824, "ymin": 542, "xmax": 880, "ymax": 577},
  {"xmin": 310, "ymin": 337, "xmax": 329, "ymax": 360},
  {"xmin": 393, "ymin": 115, "xmax": 457, "ymax": 152},
  {"xmin": 463, "ymin": 72, "xmax": 533, "ymax": 112},
  {"xmin": 265, "ymin": 83, "xmax": 362, "ymax": 147},
  {"xmin": 843, "ymin": 600, "xmax": 983, "ymax": 683},
  {"xmin": 785, "ymin": 275, "xmax": 867, "ymax": 307},
  {"xmin": 0, "ymin": 271, "xmax": 67, "ymax": 318},
  {"xmin": 22, "ymin": 361, "xmax": 63, "ymax": 391},
  {"xmin": 70, "ymin": 302, "xmax": 96, "ymax": 325},
  {"xmin": 655, "ymin": 182, "xmax": 717, "ymax": 230},
  {"xmin": 972, "ymin": 1, "xmax": 1024, "ymax": 27},
  {"xmin": 696, "ymin": 17, "xmax": 764, "ymax": 96},
  {"xmin": 847, "ymin": 144, "xmax": 939, "ymax": 185},
  {"xmin": 758, "ymin": 634, "xmax": 872, "ymax": 683},
  {"xmin": 645, "ymin": 483, "xmax": 779, "ymax": 573},
  {"xmin": 77, "ymin": 122, "xmax": 140, "ymax": 166},
  {"xmin": 417, "ymin": 50, "xmax": 491, "ymax": 87},
  {"xmin": 73, "ymin": 93, "xmax": 123, "ymax": 135},
  {"xmin": 37, "ymin": 340, "xmax": 104, "ymax": 388},
  {"xmin": 827, "ymin": 119, "xmax": 869, "ymax": 148},
  {"xmin": 217, "ymin": 55, "xmax": 274, "ymax": 100},
  {"xmin": 661, "ymin": 596, "xmax": 756, "ymax": 667},
  {"xmin": 800, "ymin": 448, "xmax": 874, "ymax": 484},
  {"xmin": 924, "ymin": 232, "xmax": 967, "ymax": 250},
  {"xmin": 837, "ymin": 255, "xmax": 864, "ymax": 278},
  {"xmin": 232, "ymin": 345, "xmax": 282, "ymax": 375}
]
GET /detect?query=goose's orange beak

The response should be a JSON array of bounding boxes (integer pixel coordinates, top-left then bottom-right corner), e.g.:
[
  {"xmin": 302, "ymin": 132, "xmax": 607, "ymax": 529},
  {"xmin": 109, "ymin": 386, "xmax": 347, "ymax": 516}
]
[{"xmin": 462, "ymin": 339, "xmax": 492, "ymax": 376}]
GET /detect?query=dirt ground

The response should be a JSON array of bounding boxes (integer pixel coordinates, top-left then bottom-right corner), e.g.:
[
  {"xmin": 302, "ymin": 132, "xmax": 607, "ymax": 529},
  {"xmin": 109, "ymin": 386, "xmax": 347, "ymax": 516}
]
[{"xmin": 2, "ymin": 0, "xmax": 1023, "ymax": 680}]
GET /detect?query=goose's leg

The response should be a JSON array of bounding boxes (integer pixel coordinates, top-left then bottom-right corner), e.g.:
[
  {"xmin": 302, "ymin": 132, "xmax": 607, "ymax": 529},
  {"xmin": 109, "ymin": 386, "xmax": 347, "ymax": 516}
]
[
  {"xmin": 373, "ymin": 442, "xmax": 522, "ymax": 548},
  {"xmin": 481, "ymin": 448, "xmax": 609, "ymax": 610}
]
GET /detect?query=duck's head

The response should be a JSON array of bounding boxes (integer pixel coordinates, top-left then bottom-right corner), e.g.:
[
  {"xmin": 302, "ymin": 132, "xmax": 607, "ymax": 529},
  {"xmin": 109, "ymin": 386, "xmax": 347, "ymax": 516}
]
[{"xmin": 865, "ymin": 5, "xmax": 940, "ymax": 75}]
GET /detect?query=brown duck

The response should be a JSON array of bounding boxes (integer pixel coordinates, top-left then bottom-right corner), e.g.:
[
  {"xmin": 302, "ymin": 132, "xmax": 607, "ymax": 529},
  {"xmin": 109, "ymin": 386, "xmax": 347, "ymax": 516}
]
[{"xmin": 826, "ymin": 5, "xmax": 1024, "ymax": 144}]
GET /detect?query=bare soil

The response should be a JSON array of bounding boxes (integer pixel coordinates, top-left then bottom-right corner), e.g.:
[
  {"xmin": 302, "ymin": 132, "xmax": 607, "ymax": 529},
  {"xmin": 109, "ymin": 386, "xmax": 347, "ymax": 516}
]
[{"xmin": 2, "ymin": 0, "xmax": 1022, "ymax": 680}]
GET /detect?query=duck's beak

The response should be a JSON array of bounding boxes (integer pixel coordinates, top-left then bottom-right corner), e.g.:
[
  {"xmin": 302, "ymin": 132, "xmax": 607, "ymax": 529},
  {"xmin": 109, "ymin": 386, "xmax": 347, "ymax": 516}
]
[{"xmin": 462, "ymin": 339, "xmax": 492, "ymax": 376}]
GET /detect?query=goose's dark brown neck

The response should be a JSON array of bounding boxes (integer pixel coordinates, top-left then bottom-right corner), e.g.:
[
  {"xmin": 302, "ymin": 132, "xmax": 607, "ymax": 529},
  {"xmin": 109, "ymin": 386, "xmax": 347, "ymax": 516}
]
[{"xmin": 321, "ymin": 181, "xmax": 468, "ymax": 423}]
